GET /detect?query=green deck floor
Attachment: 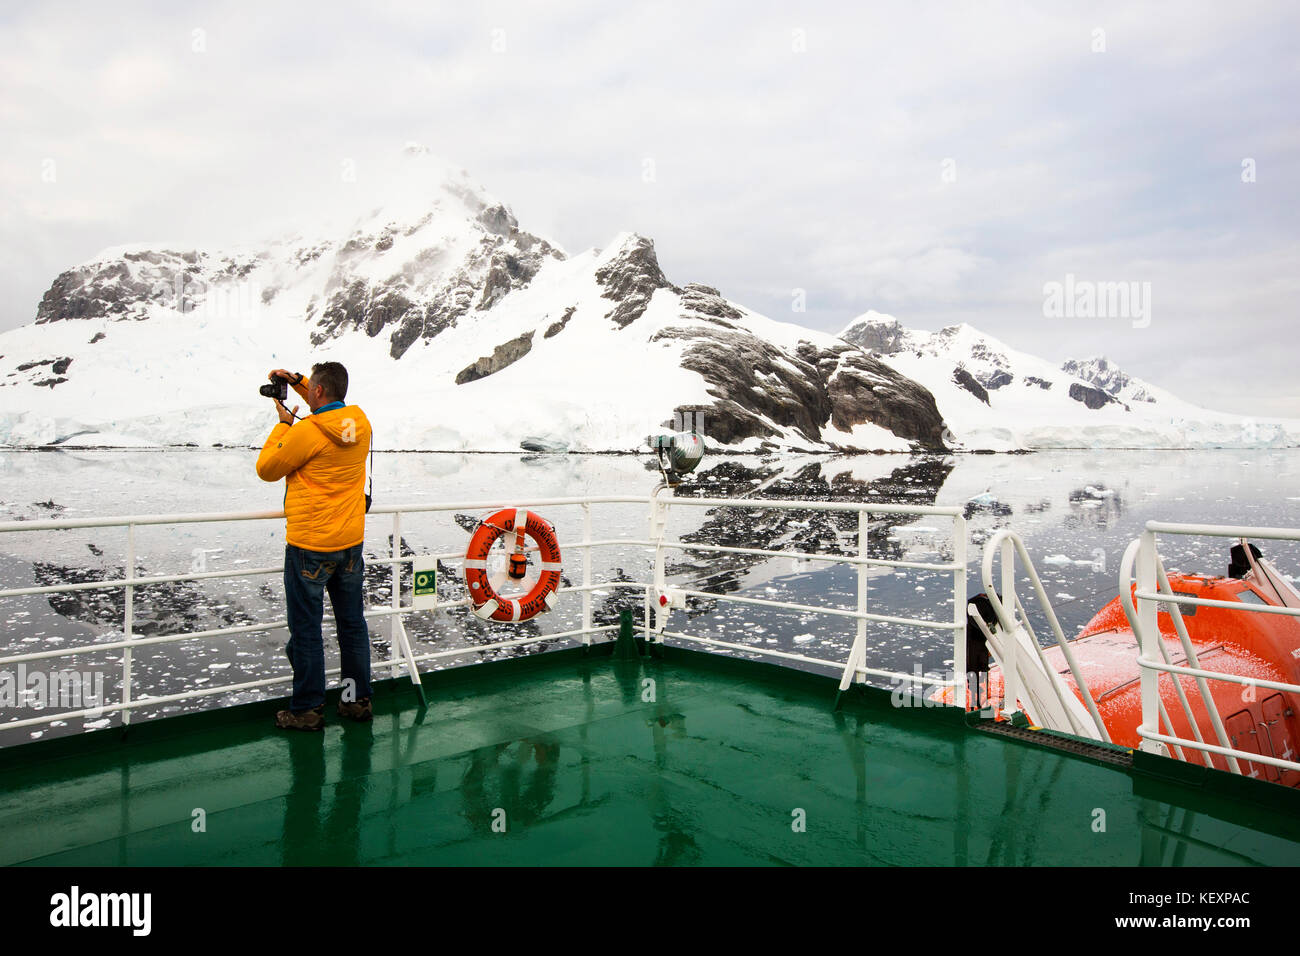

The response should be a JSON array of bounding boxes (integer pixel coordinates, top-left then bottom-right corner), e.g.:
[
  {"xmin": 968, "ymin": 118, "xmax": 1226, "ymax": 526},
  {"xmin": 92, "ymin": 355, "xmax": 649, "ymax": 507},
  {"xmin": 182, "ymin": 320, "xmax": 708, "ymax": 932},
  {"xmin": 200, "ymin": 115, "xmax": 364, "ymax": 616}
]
[{"xmin": 2, "ymin": 643, "xmax": 1299, "ymax": 866}]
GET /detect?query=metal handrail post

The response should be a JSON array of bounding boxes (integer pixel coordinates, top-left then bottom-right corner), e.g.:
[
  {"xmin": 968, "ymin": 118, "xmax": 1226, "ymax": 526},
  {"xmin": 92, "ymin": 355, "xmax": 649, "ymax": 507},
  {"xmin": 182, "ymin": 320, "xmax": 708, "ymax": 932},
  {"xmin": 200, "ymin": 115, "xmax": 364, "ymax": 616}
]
[
  {"xmin": 581, "ymin": 502, "xmax": 592, "ymax": 645},
  {"xmin": 122, "ymin": 522, "xmax": 135, "ymax": 728},
  {"xmin": 952, "ymin": 515, "xmax": 967, "ymax": 711},
  {"xmin": 1135, "ymin": 530, "xmax": 1164, "ymax": 755},
  {"xmin": 999, "ymin": 535, "xmax": 1020, "ymax": 716},
  {"xmin": 390, "ymin": 510, "xmax": 402, "ymax": 679},
  {"xmin": 1153, "ymin": 553, "xmax": 1241, "ymax": 773},
  {"xmin": 838, "ymin": 510, "xmax": 869, "ymax": 693}
]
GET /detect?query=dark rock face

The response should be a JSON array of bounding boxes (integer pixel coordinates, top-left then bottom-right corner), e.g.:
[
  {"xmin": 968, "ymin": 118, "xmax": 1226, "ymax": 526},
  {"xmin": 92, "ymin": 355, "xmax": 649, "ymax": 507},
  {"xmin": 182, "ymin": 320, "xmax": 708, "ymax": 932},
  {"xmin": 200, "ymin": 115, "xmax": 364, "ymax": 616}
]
[
  {"xmin": 38, "ymin": 263, "xmax": 154, "ymax": 322},
  {"xmin": 313, "ymin": 218, "xmax": 562, "ymax": 359},
  {"xmin": 595, "ymin": 236, "xmax": 679, "ymax": 329},
  {"xmin": 1063, "ymin": 356, "xmax": 1155, "ymax": 403},
  {"xmin": 981, "ymin": 369, "xmax": 1013, "ymax": 390},
  {"xmin": 1068, "ymin": 382, "xmax": 1120, "ymax": 410},
  {"xmin": 477, "ymin": 203, "xmax": 517, "ymax": 237},
  {"xmin": 456, "ymin": 330, "xmax": 535, "ymax": 384},
  {"xmin": 953, "ymin": 367, "xmax": 989, "ymax": 404},
  {"xmin": 652, "ymin": 326, "xmax": 827, "ymax": 446},
  {"xmin": 35, "ymin": 250, "xmax": 256, "ymax": 324},
  {"xmin": 679, "ymin": 283, "xmax": 742, "ymax": 322},
  {"xmin": 544, "ymin": 306, "xmax": 576, "ymax": 339},
  {"xmin": 1024, "ymin": 376, "xmax": 1052, "ymax": 390},
  {"xmin": 649, "ymin": 326, "xmax": 948, "ymax": 450},
  {"xmin": 821, "ymin": 347, "xmax": 948, "ymax": 448},
  {"xmin": 89, "ymin": 332, "xmax": 106, "ymax": 344}
]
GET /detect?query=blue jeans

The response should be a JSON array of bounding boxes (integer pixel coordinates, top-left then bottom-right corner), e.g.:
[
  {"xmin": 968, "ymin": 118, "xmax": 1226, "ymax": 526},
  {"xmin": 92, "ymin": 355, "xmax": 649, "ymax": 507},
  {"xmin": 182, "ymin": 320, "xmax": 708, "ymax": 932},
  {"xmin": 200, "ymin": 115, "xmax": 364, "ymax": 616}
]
[{"xmin": 283, "ymin": 543, "xmax": 372, "ymax": 712}]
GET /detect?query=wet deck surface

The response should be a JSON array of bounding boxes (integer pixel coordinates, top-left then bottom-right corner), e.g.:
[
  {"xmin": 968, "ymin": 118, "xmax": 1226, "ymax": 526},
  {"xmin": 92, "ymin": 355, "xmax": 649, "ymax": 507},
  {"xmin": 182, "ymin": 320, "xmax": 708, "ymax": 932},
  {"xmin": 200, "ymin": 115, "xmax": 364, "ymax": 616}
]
[{"xmin": 2, "ymin": 646, "xmax": 1299, "ymax": 866}]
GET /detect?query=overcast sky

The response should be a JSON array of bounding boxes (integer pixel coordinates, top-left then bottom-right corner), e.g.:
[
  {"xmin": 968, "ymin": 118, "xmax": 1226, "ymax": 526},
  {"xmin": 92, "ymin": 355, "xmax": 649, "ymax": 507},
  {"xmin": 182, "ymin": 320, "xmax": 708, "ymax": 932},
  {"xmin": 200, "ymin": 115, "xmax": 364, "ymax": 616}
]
[{"xmin": 2, "ymin": 1, "xmax": 1297, "ymax": 415}]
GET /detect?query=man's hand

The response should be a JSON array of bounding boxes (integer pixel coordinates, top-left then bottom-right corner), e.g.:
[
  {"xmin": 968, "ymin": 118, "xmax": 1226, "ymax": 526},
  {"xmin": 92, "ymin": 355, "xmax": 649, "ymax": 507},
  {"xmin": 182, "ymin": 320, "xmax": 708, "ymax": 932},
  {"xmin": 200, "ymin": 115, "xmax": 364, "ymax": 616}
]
[{"xmin": 268, "ymin": 369, "xmax": 301, "ymax": 424}]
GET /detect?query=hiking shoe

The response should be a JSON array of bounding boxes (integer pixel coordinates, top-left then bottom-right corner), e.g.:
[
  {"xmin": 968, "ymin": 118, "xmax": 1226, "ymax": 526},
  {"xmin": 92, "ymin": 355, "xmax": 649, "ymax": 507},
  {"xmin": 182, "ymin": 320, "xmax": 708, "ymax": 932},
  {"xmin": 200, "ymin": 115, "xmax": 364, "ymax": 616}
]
[
  {"xmin": 275, "ymin": 706, "xmax": 324, "ymax": 731},
  {"xmin": 337, "ymin": 697, "xmax": 372, "ymax": 722}
]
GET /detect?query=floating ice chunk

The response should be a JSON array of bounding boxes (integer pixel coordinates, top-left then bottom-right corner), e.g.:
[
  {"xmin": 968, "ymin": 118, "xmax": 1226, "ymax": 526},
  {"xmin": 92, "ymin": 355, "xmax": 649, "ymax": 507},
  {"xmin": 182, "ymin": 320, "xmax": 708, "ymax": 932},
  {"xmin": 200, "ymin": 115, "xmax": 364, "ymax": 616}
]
[
  {"xmin": 968, "ymin": 491, "xmax": 998, "ymax": 505},
  {"xmin": 793, "ymin": 633, "xmax": 815, "ymax": 644},
  {"xmin": 84, "ymin": 719, "xmax": 111, "ymax": 730},
  {"xmin": 1042, "ymin": 554, "xmax": 1073, "ymax": 566}
]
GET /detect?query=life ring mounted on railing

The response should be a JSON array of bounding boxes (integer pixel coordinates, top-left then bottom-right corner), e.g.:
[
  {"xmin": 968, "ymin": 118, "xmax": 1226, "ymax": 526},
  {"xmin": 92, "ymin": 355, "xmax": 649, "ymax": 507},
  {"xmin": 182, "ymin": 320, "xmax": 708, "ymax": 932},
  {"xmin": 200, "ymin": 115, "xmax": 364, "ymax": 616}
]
[{"xmin": 463, "ymin": 508, "xmax": 562, "ymax": 622}]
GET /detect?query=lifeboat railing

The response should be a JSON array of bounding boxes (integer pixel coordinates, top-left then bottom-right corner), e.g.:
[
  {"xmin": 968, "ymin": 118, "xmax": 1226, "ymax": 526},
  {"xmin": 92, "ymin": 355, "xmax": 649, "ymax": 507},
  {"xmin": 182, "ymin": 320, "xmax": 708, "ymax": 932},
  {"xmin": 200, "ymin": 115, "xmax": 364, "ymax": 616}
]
[
  {"xmin": 1121, "ymin": 522, "xmax": 1300, "ymax": 779},
  {"xmin": 0, "ymin": 494, "xmax": 970, "ymax": 739},
  {"xmin": 975, "ymin": 530, "xmax": 1110, "ymax": 740}
]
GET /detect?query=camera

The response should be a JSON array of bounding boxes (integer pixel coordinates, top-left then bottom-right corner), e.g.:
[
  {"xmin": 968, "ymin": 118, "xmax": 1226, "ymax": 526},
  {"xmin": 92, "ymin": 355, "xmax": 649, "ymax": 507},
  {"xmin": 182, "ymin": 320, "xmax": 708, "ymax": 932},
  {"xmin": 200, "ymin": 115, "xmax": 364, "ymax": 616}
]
[{"xmin": 259, "ymin": 379, "xmax": 288, "ymax": 401}]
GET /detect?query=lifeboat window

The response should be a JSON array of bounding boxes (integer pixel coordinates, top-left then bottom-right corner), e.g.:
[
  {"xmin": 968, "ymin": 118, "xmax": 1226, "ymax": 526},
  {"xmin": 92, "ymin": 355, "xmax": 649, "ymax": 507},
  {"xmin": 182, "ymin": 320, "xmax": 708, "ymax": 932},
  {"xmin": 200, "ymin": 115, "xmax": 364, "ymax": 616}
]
[
  {"xmin": 1236, "ymin": 588, "xmax": 1267, "ymax": 606},
  {"xmin": 1157, "ymin": 590, "xmax": 1198, "ymax": 617}
]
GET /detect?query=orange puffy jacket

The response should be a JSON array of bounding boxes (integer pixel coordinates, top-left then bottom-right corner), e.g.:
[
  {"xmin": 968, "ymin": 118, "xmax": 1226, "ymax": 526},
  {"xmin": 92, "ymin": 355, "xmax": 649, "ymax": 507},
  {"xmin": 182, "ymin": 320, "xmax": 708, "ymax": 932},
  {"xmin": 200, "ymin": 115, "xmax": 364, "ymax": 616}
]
[{"xmin": 255, "ymin": 374, "xmax": 372, "ymax": 553}]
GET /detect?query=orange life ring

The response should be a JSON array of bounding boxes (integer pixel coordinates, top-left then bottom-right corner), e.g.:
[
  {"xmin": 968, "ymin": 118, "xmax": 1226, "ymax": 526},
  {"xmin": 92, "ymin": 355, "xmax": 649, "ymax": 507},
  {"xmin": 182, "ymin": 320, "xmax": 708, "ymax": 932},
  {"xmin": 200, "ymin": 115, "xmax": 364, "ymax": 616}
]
[{"xmin": 463, "ymin": 508, "xmax": 562, "ymax": 622}]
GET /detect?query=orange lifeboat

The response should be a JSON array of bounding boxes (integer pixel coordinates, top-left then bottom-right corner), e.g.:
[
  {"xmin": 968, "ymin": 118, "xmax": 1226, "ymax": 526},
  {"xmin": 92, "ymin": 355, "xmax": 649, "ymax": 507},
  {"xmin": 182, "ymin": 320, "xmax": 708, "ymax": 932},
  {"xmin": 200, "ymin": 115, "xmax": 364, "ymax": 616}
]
[{"xmin": 962, "ymin": 544, "xmax": 1300, "ymax": 787}]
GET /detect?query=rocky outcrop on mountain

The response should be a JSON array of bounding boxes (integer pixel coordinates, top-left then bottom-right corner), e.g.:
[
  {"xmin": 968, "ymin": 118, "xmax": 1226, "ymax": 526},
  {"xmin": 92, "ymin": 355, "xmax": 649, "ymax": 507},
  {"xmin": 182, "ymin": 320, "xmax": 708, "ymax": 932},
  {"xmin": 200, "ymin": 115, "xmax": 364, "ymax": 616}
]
[
  {"xmin": 35, "ymin": 249, "xmax": 258, "ymax": 324},
  {"xmin": 543, "ymin": 306, "xmax": 576, "ymax": 338},
  {"xmin": 678, "ymin": 283, "xmax": 742, "ymax": 323},
  {"xmin": 981, "ymin": 369, "xmax": 1013, "ymax": 390},
  {"xmin": 34, "ymin": 173, "xmax": 564, "ymax": 370},
  {"xmin": 456, "ymin": 330, "xmax": 536, "ymax": 384},
  {"xmin": 594, "ymin": 235, "xmax": 678, "ymax": 329},
  {"xmin": 840, "ymin": 313, "xmax": 907, "ymax": 355},
  {"xmin": 821, "ymin": 347, "xmax": 948, "ymax": 448},
  {"xmin": 953, "ymin": 367, "xmax": 989, "ymax": 404},
  {"xmin": 1063, "ymin": 356, "xmax": 1156, "ymax": 403},
  {"xmin": 652, "ymin": 326, "xmax": 829, "ymax": 446},
  {"xmin": 1068, "ymin": 382, "xmax": 1123, "ymax": 410},
  {"xmin": 649, "ymin": 324, "xmax": 948, "ymax": 451},
  {"xmin": 312, "ymin": 203, "xmax": 563, "ymax": 359}
]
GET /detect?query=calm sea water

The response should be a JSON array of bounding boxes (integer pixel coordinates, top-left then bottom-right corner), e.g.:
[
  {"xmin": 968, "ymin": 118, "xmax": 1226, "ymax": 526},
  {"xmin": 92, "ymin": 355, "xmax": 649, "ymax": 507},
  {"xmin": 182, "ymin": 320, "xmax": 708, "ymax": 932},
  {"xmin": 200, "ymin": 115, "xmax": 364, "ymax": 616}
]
[{"xmin": 2, "ymin": 447, "xmax": 1298, "ymax": 742}]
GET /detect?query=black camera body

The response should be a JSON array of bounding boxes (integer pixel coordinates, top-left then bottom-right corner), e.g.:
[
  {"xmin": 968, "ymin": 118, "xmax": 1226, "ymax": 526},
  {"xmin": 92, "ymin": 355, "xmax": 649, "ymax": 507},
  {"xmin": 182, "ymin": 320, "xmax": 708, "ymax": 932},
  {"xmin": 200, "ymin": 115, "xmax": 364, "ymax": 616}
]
[{"xmin": 259, "ymin": 379, "xmax": 288, "ymax": 401}]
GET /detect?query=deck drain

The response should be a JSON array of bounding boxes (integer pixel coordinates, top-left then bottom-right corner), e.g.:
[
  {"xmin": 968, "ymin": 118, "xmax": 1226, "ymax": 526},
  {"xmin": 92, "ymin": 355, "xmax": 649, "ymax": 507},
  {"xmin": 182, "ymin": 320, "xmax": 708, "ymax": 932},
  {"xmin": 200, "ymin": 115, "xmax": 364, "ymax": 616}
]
[{"xmin": 974, "ymin": 722, "xmax": 1134, "ymax": 768}]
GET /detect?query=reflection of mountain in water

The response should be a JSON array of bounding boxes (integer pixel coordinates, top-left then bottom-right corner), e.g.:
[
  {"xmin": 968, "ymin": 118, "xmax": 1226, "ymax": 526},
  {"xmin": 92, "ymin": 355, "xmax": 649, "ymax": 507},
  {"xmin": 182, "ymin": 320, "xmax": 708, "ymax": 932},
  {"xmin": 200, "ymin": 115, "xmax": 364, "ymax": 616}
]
[
  {"xmin": 33, "ymin": 561, "xmax": 258, "ymax": 636},
  {"xmin": 588, "ymin": 456, "xmax": 954, "ymax": 624},
  {"xmin": 1066, "ymin": 485, "xmax": 1124, "ymax": 531}
]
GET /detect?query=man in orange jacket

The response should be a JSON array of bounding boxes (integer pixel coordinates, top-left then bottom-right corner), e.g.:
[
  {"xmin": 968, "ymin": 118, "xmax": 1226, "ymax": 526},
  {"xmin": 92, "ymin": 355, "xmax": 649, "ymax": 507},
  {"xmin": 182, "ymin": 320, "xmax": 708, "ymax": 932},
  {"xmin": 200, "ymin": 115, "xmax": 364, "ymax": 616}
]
[{"xmin": 257, "ymin": 362, "xmax": 373, "ymax": 731}]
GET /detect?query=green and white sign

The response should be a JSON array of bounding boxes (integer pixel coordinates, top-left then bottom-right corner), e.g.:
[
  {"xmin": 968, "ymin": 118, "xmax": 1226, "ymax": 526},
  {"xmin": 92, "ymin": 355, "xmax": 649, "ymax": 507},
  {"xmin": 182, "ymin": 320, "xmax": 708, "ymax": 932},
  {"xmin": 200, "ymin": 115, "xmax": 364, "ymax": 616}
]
[{"xmin": 413, "ymin": 555, "xmax": 438, "ymax": 610}]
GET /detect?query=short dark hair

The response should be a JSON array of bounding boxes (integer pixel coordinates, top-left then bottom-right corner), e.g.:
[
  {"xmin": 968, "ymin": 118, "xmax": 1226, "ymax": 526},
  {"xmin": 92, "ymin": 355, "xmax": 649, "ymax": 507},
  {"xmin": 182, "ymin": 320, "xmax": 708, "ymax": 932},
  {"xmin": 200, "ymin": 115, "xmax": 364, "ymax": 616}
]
[{"xmin": 311, "ymin": 362, "xmax": 348, "ymax": 402}]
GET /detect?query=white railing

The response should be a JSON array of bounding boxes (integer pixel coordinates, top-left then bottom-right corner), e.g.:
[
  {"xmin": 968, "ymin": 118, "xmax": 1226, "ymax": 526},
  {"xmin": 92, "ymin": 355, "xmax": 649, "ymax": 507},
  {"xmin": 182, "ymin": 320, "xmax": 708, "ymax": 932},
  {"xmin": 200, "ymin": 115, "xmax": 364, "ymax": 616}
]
[
  {"xmin": 975, "ymin": 530, "xmax": 1110, "ymax": 741},
  {"xmin": 0, "ymin": 491, "xmax": 971, "ymax": 738},
  {"xmin": 1121, "ymin": 522, "xmax": 1300, "ymax": 779}
]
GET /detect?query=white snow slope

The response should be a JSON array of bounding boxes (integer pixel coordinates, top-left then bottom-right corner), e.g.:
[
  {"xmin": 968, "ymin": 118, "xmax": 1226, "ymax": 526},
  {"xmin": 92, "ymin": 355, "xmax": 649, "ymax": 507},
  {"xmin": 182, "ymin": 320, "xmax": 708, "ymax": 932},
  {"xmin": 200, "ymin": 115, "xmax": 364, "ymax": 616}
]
[{"xmin": 838, "ymin": 312, "xmax": 1300, "ymax": 450}]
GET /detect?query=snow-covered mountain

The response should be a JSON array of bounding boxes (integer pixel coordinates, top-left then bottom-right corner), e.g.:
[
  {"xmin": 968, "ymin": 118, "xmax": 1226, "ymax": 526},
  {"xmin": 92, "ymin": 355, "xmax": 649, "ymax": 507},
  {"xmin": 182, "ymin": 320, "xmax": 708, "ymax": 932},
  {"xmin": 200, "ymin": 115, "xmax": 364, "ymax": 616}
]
[
  {"xmin": 0, "ymin": 148, "xmax": 947, "ymax": 453},
  {"xmin": 1061, "ymin": 357, "xmax": 1159, "ymax": 405},
  {"xmin": 839, "ymin": 312, "xmax": 1298, "ymax": 450},
  {"xmin": 1, "ymin": 148, "xmax": 1294, "ymax": 453}
]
